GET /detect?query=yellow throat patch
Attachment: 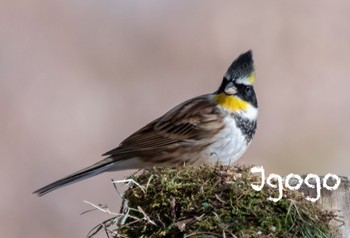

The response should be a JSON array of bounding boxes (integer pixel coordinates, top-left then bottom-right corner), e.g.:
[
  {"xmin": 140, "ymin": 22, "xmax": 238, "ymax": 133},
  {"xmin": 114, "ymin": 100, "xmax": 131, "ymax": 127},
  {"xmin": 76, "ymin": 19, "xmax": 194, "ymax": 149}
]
[{"xmin": 214, "ymin": 93, "xmax": 248, "ymax": 111}]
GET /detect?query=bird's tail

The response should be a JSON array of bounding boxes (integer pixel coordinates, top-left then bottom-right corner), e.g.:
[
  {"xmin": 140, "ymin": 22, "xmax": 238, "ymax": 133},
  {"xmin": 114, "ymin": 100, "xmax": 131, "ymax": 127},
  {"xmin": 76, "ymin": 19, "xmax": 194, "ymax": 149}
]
[{"xmin": 33, "ymin": 157, "xmax": 118, "ymax": 196}]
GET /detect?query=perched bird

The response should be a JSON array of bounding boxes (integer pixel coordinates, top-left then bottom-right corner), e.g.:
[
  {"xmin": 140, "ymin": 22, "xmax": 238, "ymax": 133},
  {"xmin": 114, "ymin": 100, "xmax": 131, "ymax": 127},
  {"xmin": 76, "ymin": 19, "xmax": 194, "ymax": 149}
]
[{"xmin": 33, "ymin": 50, "xmax": 258, "ymax": 196}]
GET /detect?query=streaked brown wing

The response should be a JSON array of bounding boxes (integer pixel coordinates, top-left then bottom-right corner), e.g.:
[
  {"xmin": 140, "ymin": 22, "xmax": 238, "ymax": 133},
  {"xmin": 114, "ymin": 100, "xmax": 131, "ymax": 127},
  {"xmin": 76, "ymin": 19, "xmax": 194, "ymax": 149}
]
[{"xmin": 103, "ymin": 95, "xmax": 224, "ymax": 156}]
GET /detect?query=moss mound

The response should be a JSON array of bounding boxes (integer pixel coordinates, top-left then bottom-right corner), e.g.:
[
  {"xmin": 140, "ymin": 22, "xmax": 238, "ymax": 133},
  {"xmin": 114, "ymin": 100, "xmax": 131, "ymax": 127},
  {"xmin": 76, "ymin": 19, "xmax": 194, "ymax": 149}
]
[{"xmin": 90, "ymin": 164, "xmax": 335, "ymax": 237}]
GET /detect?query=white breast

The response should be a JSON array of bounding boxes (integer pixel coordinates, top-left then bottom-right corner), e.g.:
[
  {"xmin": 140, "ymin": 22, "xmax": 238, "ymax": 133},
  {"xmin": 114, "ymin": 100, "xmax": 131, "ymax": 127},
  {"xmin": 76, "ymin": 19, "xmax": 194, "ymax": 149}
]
[{"xmin": 204, "ymin": 116, "xmax": 250, "ymax": 165}]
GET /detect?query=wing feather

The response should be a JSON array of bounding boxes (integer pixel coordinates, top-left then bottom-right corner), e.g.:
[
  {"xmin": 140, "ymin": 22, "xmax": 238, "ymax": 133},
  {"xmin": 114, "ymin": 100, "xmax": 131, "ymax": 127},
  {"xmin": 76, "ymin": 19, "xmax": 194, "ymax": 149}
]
[{"xmin": 103, "ymin": 95, "xmax": 223, "ymax": 157}]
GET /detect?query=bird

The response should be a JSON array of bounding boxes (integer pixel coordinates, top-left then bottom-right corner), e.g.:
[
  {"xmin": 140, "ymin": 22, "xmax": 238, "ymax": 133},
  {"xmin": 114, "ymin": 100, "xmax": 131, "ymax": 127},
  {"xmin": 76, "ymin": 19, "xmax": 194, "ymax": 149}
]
[{"xmin": 33, "ymin": 50, "xmax": 258, "ymax": 196}]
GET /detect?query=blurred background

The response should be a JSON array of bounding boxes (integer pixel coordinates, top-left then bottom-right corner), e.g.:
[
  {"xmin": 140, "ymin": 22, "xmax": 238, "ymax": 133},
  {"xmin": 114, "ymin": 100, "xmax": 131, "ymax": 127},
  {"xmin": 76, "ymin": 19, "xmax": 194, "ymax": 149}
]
[{"xmin": 1, "ymin": 1, "xmax": 350, "ymax": 237}]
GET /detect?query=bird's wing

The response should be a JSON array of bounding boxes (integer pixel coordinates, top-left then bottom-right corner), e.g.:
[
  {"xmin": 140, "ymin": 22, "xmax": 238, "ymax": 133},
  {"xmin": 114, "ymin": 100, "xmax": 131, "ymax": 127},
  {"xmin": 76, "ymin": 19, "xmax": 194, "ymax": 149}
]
[{"xmin": 103, "ymin": 95, "xmax": 224, "ymax": 156}]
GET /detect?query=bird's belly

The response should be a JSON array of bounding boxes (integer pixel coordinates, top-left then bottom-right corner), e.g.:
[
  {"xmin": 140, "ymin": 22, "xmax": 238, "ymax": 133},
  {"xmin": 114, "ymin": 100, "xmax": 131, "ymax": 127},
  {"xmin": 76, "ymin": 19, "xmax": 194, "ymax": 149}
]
[{"xmin": 204, "ymin": 117, "xmax": 249, "ymax": 165}]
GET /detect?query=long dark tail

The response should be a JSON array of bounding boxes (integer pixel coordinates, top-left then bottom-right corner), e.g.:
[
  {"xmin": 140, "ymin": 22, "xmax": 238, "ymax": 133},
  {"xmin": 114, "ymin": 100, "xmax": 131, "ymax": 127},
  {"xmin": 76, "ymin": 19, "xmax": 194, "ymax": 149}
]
[{"xmin": 33, "ymin": 158, "xmax": 117, "ymax": 196}]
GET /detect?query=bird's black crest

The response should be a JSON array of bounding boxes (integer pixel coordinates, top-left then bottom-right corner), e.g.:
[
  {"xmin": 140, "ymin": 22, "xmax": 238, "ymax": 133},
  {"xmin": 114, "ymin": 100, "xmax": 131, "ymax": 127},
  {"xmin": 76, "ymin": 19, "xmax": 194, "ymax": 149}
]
[{"xmin": 224, "ymin": 50, "xmax": 254, "ymax": 80}]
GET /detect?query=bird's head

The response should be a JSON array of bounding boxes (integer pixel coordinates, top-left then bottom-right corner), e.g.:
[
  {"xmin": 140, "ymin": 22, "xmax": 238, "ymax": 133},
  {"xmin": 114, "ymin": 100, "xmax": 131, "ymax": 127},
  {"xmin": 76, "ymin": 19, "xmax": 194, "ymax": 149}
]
[{"xmin": 214, "ymin": 50, "xmax": 258, "ymax": 119}]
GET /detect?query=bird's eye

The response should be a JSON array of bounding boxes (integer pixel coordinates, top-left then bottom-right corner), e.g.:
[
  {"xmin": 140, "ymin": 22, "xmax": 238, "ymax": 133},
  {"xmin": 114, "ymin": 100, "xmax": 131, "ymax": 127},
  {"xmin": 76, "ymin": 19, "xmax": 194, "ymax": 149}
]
[{"xmin": 245, "ymin": 86, "xmax": 251, "ymax": 94}]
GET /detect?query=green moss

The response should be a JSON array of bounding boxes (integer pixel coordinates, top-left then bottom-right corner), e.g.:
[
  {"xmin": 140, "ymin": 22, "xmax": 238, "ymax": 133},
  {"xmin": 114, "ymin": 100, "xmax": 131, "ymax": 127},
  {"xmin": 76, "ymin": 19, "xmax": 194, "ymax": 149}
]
[{"xmin": 89, "ymin": 164, "xmax": 335, "ymax": 238}]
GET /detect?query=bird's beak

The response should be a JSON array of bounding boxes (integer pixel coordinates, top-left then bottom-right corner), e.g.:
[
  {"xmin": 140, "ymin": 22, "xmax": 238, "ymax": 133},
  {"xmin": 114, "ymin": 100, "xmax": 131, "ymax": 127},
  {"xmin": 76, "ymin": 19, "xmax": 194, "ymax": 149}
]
[{"xmin": 224, "ymin": 81, "xmax": 237, "ymax": 95}]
